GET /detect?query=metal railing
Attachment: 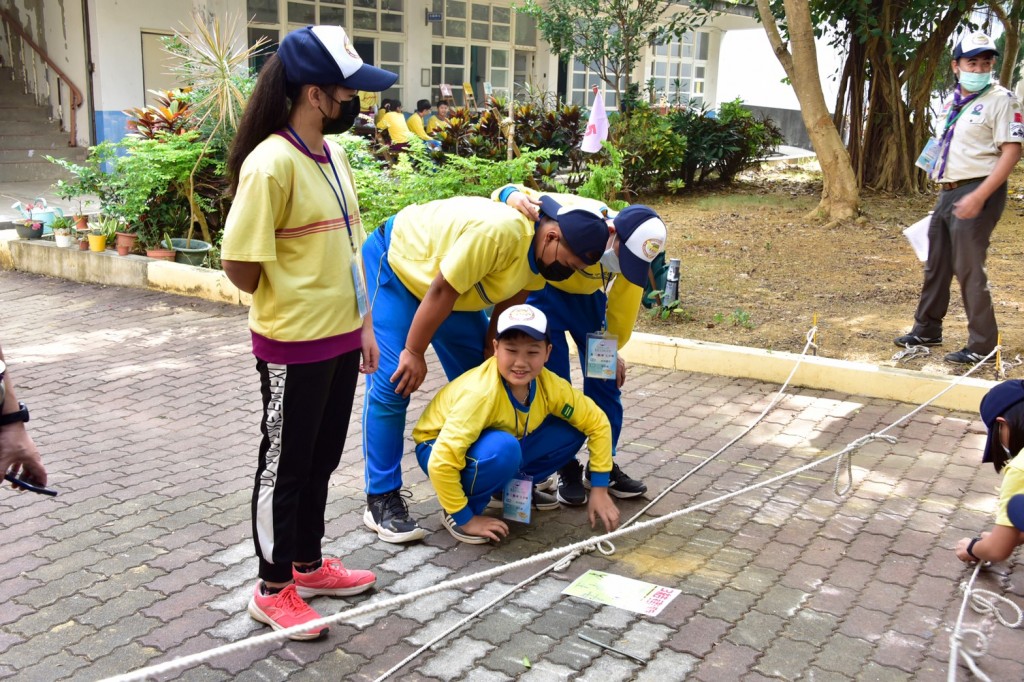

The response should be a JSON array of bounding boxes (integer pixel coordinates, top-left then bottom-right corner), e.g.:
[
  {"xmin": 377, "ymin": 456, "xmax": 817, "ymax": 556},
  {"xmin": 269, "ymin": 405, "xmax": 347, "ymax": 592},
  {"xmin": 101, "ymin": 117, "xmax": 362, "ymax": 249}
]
[{"xmin": 0, "ymin": 7, "xmax": 84, "ymax": 147}]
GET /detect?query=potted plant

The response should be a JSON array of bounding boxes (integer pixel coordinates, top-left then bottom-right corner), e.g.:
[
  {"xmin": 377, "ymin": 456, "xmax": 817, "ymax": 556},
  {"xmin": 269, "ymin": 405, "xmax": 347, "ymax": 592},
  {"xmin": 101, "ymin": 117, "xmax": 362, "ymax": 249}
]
[
  {"xmin": 113, "ymin": 222, "xmax": 138, "ymax": 256},
  {"xmin": 14, "ymin": 219, "xmax": 44, "ymax": 240},
  {"xmin": 88, "ymin": 217, "xmax": 117, "ymax": 252},
  {"xmin": 49, "ymin": 216, "xmax": 75, "ymax": 247}
]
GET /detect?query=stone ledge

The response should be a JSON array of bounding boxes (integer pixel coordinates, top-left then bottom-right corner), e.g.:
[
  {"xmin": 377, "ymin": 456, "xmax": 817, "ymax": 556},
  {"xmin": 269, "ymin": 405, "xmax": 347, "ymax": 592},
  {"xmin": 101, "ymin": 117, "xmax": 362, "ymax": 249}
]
[{"xmin": 2, "ymin": 229, "xmax": 991, "ymax": 412}]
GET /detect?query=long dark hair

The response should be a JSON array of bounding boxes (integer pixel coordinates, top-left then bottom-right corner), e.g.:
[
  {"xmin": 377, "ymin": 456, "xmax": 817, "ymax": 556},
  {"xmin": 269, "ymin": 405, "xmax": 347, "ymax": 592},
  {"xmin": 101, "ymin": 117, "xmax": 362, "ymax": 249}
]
[{"xmin": 227, "ymin": 55, "xmax": 296, "ymax": 195}]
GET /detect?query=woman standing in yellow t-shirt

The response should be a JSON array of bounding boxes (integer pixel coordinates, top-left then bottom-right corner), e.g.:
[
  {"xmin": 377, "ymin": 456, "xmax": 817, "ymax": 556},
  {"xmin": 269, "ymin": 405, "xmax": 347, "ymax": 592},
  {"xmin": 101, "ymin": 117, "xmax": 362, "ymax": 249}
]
[{"xmin": 221, "ymin": 25, "xmax": 393, "ymax": 642}]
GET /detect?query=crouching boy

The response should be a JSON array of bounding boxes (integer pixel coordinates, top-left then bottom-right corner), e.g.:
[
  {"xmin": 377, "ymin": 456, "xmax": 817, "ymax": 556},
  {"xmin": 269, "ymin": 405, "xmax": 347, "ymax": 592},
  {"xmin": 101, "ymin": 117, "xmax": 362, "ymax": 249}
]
[
  {"xmin": 955, "ymin": 379, "xmax": 1024, "ymax": 563},
  {"xmin": 413, "ymin": 304, "xmax": 620, "ymax": 543}
]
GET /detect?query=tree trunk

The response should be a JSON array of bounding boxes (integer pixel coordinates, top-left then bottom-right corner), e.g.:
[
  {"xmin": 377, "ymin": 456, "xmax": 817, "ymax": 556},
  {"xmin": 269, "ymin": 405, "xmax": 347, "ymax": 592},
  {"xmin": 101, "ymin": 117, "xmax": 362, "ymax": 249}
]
[
  {"xmin": 991, "ymin": 0, "xmax": 1023, "ymax": 88},
  {"xmin": 756, "ymin": 0, "xmax": 858, "ymax": 221}
]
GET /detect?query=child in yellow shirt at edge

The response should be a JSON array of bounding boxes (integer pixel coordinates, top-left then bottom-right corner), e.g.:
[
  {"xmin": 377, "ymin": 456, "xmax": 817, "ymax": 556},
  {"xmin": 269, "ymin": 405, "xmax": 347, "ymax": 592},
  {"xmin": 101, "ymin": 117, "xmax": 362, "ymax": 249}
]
[{"xmin": 413, "ymin": 304, "xmax": 620, "ymax": 543}]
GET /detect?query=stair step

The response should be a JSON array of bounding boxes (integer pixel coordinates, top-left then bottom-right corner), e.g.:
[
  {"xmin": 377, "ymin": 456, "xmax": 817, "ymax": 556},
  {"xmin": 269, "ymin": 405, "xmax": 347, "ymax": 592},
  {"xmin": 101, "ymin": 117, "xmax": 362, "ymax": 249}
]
[
  {"xmin": 0, "ymin": 147, "xmax": 86, "ymax": 163},
  {"xmin": 0, "ymin": 133, "xmax": 76, "ymax": 148},
  {"xmin": 0, "ymin": 159, "xmax": 76, "ymax": 183}
]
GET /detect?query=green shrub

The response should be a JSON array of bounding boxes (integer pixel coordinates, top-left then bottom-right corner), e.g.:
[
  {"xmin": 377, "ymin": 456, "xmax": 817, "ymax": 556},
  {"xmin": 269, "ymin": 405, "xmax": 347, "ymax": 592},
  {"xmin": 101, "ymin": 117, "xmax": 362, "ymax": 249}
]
[{"xmin": 609, "ymin": 103, "xmax": 687, "ymax": 196}]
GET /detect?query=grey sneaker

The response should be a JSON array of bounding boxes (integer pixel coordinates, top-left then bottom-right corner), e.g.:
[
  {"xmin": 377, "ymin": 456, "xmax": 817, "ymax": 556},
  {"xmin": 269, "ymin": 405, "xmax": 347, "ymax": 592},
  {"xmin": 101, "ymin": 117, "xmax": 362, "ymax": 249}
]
[
  {"xmin": 363, "ymin": 490, "xmax": 427, "ymax": 543},
  {"xmin": 440, "ymin": 512, "xmax": 489, "ymax": 544}
]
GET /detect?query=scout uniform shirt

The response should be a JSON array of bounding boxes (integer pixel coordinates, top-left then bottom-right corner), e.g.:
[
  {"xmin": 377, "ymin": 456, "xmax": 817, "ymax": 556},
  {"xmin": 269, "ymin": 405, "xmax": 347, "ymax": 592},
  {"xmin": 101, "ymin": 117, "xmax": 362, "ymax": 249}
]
[
  {"xmin": 997, "ymin": 455, "xmax": 1024, "ymax": 527},
  {"xmin": 413, "ymin": 356, "xmax": 613, "ymax": 519},
  {"xmin": 222, "ymin": 132, "xmax": 365, "ymax": 364},
  {"xmin": 491, "ymin": 184, "xmax": 642, "ymax": 348},
  {"xmin": 387, "ymin": 196, "xmax": 547, "ymax": 311},
  {"xmin": 937, "ymin": 84, "xmax": 1024, "ymax": 182}
]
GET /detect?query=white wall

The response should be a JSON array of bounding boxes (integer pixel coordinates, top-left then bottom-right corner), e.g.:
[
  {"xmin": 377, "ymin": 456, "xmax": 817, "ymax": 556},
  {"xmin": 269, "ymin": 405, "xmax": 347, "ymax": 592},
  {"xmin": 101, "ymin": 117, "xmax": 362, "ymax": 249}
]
[{"xmin": 716, "ymin": 28, "xmax": 843, "ymax": 113}]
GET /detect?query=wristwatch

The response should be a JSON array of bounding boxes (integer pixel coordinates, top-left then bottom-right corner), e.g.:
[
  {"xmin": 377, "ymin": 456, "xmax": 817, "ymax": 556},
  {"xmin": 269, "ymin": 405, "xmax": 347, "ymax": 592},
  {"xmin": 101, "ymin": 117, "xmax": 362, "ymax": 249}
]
[
  {"xmin": 0, "ymin": 358, "xmax": 6, "ymax": 406},
  {"xmin": 0, "ymin": 401, "xmax": 29, "ymax": 427}
]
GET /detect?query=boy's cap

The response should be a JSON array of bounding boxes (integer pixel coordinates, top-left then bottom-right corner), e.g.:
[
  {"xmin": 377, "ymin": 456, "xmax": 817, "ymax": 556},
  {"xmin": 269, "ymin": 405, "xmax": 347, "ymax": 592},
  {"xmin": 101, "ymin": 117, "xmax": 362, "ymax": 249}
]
[
  {"xmin": 613, "ymin": 205, "xmax": 667, "ymax": 287},
  {"xmin": 277, "ymin": 26, "xmax": 398, "ymax": 92},
  {"xmin": 980, "ymin": 379, "xmax": 1024, "ymax": 465},
  {"xmin": 1009, "ymin": 494, "xmax": 1024, "ymax": 531},
  {"xmin": 953, "ymin": 32, "xmax": 999, "ymax": 60},
  {"xmin": 496, "ymin": 304, "xmax": 548, "ymax": 341},
  {"xmin": 538, "ymin": 195, "xmax": 609, "ymax": 265}
]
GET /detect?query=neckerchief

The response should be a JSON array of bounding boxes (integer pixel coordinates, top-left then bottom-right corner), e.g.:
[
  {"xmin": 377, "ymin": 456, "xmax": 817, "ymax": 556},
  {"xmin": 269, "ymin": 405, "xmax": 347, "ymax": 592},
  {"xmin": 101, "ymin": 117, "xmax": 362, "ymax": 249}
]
[{"xmin": 935, "ymin": 85, "xmax": 990, "ymax": 180}]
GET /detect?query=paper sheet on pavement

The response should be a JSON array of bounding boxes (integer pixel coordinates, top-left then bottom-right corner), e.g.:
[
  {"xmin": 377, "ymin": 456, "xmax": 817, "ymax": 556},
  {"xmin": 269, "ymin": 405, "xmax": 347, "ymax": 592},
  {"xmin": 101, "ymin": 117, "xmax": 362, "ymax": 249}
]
[{"xmin": 562, "ymin": 569, "xmax": 680, "ymax": 616}]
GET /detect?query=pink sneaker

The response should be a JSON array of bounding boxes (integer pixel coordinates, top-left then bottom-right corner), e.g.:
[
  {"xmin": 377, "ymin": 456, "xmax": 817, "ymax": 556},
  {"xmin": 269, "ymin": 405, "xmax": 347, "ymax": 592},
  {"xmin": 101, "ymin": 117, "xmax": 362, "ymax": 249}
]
[
  {"xmin": 292, "ymin": 558, "xmax": 376, "ymax": 598},
  {"xmin": 247, "ymin": 583, "xmax": 327, "ymax": 640}
]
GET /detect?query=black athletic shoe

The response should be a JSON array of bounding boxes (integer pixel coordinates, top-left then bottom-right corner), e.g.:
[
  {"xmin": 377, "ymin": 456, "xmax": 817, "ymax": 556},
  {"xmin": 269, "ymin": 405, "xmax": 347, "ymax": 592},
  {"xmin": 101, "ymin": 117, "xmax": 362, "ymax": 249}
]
[
  {"xmin": 363, "ymin": 490, "xmax": 427, "ymax": 543},
  {"xmin": 893, "ymin": 333, "xmax": 942, "ymax": 347},
  {"xmin": 584, "ymin": 462, "xmax": 648, "ymax": 499},
  {"xmin": 944, "ymin": 348, "xmax": 993, "ymax": 365},
  {"xmin": 556, "ymin": 460, "xmax": 588, "ymax": 506}
]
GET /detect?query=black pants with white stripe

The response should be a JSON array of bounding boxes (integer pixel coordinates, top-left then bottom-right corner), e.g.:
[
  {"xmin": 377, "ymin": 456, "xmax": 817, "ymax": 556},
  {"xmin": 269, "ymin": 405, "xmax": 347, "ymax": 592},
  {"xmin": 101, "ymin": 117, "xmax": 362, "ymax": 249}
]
[{"xmin": 252, "ymin": 350, "xmax": 361, "ymax": 583}]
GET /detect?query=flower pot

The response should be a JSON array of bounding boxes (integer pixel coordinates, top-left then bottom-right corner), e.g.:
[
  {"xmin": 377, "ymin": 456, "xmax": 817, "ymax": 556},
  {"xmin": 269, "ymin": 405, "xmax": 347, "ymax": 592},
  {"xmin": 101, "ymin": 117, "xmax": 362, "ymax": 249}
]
[
  {"xmin": 115, "ymin": 232, "xmax": 137, "ymax": 256},
  {"xmin": 164, "ymin": 238, "xmax": 213, "ymax": 267},
  {"xmin": 78, "ymin": 238, "xmax": 89, "ymax": 251},
  {"xmin": 15, "ymin": 223, "xmax": 44, "ymax": 239},
  {"xmin": 145, "ymin": 247, "xmax": 176, "ymax": 262},
  {"xmin": 54, "ymin": 233, "xmax": 73, "ymax": 248},
  {"xmin": 75, "ymin": 215, "xmax": 89, "ymax": 231},
  {"xmin": 87, "ymin": 233, "xmax": 107, "ymax": 252}
]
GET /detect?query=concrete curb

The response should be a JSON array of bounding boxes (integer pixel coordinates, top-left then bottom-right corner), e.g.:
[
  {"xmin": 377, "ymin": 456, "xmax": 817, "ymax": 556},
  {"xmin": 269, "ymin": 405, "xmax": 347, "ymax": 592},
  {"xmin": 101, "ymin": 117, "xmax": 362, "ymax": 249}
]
[{"xmin": 3, "ymin": 231, "xmax": 992, "ymax": 413}]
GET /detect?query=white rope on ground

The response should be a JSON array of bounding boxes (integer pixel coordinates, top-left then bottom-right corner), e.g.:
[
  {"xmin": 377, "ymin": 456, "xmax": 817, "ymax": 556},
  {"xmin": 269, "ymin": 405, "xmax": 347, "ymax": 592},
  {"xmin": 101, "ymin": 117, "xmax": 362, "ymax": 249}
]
[
  {"xmin": 892, "ymin": 344, "xmax": 931, "ymax": 363},
  {"xmin": 104, "ymin": 342, "xmax": 997, "ymax": 682},
  {"xmin": 947, "ymin": 566, "xmax": 1024, "ymax": 682},
  {"xmin": 372, "ymin": 325, "xmax": 827, "ymax": 678}
]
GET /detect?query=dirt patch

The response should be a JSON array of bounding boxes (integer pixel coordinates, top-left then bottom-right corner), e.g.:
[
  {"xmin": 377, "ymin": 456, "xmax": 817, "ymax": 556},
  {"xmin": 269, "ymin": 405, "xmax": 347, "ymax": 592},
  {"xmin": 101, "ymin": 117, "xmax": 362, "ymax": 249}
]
[{"xmin": 641, "ymin": 161, "xmax": 1024, "ymax": 380}]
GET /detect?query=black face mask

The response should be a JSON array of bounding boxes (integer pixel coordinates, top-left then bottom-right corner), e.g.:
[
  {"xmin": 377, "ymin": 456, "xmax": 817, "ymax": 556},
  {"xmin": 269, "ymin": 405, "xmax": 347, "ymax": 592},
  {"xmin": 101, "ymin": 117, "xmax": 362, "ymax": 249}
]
[
  {"xmin": 537, "ymin": 240, "xmax": 575, "ymax": 281},
  {"xmin": 322, "ymin": 94, "xmax": 360, "ymax": 135}
]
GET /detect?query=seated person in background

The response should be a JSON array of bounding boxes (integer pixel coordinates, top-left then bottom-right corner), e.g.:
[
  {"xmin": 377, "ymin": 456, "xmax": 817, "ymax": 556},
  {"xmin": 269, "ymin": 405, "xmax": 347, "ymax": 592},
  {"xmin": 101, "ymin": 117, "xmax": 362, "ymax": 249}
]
[
  {"xmin": 376, "ymin": 99, "xmax": 413, "ymax": 151},
  {"xmin": 427, "ymin": 101, "xmax": 451, "ymax": 134},
  {"xmin": 407, "ymin": 99, "xmax": 434, "ymax": 141},
  {"xmin": 374, "ymin": 97, "xmax": 391, "ymax": 127},
  {"xmin": 955, "ymin": 379, "xmax": 1024, "ymax": 563},
  {"xmin": 413, "ymin": 304, "xmax": 620, "ymax": 544}
]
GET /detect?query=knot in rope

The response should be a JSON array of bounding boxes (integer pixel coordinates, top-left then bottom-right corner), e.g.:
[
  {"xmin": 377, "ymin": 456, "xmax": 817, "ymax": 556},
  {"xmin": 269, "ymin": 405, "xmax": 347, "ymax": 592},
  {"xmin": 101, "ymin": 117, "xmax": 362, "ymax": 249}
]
[
  {"xmin": 997, "ymin": 354, "xmax": 1024, "ymax": 380},
  {"xmin": 833, "ymin": 434, "xmax": 897, "ymax": 495},
  {"xmin": 805, "ymin": 326, "xmax": 819, "ymax": 355},
  {"xmin": 851, "ymin": 433, "xmax": 899, "ymax": 448},
  {"xmin": 969, "ymin": 588, "xmax": 1024, "ymax": 629}
]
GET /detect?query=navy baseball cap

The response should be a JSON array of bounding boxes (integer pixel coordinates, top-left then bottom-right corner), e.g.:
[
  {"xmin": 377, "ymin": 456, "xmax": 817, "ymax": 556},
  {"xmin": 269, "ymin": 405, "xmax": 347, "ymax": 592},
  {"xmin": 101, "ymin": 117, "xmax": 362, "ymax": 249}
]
[
  {"xmin": 953, "ymin": 32, "xmax": 999, "ymax": 60},
  {"xmin": 612, "ymin": 205, "xmax": 667, "ymax": 287},
  {"xmin": 980, "ymin": 379, "xmax": 1024, "ymax": 466},
  {"xmin": 538, "ymin": 195, "xmax": 608, "ymax": 265},
  {"xmin": 277, "ymin": 26, "xmax": 398, "ymax": 92}
]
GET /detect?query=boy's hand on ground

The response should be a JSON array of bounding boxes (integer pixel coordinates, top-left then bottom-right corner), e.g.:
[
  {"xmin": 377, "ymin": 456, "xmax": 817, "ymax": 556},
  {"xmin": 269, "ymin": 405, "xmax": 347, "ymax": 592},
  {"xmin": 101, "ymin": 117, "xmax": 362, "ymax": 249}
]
[
  {"xmin": 392, "ymin": 349, "xmax": 427, "ymax": 397},
  {"xmin": 461, "ymin": 515, "xmax": 509, "ymax": 542},
  {"xmin": 587, "ymin": 487, "xmax": 620, "ymax": 533},
  {"xmin": 955, "ymin": 536, "xmax": 976, "ymax": 563}
]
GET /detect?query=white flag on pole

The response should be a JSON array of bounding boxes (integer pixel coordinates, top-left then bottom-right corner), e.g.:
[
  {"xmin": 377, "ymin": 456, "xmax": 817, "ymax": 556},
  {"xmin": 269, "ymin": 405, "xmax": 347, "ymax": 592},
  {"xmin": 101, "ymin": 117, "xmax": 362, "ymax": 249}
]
[{"xmin": 580, "ymin": 87, "xmax": 608, "ymax": 153}]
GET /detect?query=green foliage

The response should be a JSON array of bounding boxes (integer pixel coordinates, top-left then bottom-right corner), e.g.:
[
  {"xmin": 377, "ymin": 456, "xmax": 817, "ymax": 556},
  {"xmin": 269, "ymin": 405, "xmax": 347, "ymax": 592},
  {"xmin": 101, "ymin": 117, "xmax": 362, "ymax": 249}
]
[
  {"xmin": 608, "ymin": 103, "xmax": 687, "ymax": 195},
  {"xmin": 730, "ymin": 308, "xmax": 754, "ymax": 329},
  {"xmin": 352, "ymin": 141, "xmax": 550, "ymax": 229},
  {"xmin": 518, "ymin": 0, "xmax": 714, "ymax": 97},
  {"xmin": 575, "ymin": 143, "xmax": 627, "ymax": 208},
  {"xmin": 666, "ymin": 99, "xmax": 782, "ymax": 186}
]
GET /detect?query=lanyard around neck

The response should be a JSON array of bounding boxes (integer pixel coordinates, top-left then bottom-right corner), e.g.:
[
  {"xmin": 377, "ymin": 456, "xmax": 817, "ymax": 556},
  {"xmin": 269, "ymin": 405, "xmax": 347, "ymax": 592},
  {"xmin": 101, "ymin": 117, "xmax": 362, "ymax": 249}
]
[{"xmin": 285, "ymin": 125, "xmax": 357, "ymax": 255}]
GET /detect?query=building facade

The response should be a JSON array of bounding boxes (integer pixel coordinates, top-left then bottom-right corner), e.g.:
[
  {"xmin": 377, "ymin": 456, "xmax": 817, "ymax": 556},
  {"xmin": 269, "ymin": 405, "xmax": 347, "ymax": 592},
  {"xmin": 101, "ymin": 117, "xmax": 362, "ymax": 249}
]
[{"xmin": 1, "ymin": 0, "xmax": 757, "ymax": 147}]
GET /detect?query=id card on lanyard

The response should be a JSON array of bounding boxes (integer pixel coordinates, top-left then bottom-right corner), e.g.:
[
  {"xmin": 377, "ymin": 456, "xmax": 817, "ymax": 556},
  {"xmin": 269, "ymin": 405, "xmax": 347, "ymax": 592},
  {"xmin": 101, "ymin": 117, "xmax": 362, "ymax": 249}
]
[
  {"xmin": 287, "ymin": 126, "xmax": 367, "ymax": 318},
  {"xmin": 584, "ymin": 265, "xmax": 618, "ymax": 379}
]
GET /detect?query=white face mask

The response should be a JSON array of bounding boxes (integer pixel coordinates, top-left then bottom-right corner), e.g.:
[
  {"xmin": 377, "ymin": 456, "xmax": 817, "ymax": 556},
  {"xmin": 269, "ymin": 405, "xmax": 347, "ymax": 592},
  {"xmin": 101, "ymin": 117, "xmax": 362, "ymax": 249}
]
[{"xmin": 599, "ymin": 248, "xmax": 620, "ymax": 272}]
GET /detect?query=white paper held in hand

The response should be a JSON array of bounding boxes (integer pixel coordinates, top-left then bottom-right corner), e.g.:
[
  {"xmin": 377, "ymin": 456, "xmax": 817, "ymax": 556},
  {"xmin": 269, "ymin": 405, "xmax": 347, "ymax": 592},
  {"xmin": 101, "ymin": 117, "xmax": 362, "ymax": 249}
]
[{"xmin": 903, "ymin": 214, "xmax": 932, "ymax": 262}]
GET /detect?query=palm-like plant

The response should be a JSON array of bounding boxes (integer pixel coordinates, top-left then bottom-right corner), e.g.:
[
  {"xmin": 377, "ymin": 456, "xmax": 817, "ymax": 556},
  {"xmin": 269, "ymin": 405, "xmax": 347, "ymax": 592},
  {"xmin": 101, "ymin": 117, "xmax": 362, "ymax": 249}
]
[{"xmin": 162, "ymin": 9, "xmax": 270, "ymax": 244}]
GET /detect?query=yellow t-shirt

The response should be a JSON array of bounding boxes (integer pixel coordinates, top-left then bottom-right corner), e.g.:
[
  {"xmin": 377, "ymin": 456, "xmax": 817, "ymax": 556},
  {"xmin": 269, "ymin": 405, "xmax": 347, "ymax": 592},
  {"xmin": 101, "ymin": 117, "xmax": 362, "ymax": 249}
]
[
  {"xmin": 491, "ymin": 184, "xmax": 644, "ymax": 347},
  {"xmin": 388, "ymin": 196, "xmax": 546, "ymax": 310},
  {"xmin": 377, "ymin": 111, "xmax": 412, "ymax": 145},
  {"xmin": 407, "ymin": 112, "xmax": 432, "ymax": 141},
  {"xmin": 996, "ymin": 456, "xmax": 1024, "ymax": 526},
  {"xmin": 413, "ymin": 356, "xmax": 613, "ymax": 517},
  {"xmin": 221, "ymin": 132, "xmax": 366, "ymax": 362},
  {"xmin": 427, "ymin": 116, "xmax": 450, "ymax": 134}
]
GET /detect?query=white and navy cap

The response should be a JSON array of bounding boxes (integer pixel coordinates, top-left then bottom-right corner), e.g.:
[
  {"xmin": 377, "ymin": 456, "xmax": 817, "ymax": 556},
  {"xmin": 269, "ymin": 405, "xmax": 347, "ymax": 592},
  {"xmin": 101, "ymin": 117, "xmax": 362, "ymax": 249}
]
[
  {"xmin": 496, "ymin": 304, "xmax": 548, "ymax": 341},
  {"xmin": 612, "ymin": 205, "xmax": 667, "ymax": 287},
  {"xmin": 953, "ymin": 32, "xmax": 999, "ymax": 60},
  {"xmin": 277, "ymin": 26, "xmax": 398, "ymax": 92}
]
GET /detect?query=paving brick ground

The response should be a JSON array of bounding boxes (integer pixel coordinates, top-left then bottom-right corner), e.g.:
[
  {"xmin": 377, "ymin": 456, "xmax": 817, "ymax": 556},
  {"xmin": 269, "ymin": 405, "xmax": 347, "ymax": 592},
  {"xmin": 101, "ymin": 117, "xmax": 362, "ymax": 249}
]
[{"xmin": 1, "ymin": 269, "xmax": 1022, "ymax": 681}]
